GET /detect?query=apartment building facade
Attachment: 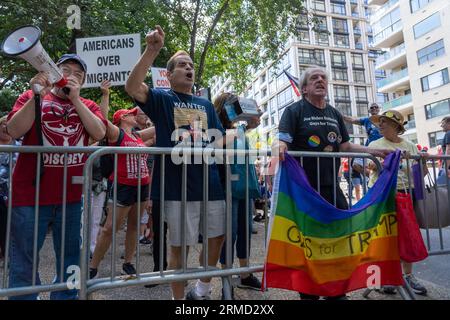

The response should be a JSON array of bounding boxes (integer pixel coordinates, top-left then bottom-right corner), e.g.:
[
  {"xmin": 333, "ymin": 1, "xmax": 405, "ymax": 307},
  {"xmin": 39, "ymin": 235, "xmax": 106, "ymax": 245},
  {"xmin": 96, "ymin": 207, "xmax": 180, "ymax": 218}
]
[
  {"xmin": 370, "ymin": 0, "xmax": 450, "ymax": 151},
  {"xmin": 211, "ymin": 0, "xmax": 378, "ymax": 148}
]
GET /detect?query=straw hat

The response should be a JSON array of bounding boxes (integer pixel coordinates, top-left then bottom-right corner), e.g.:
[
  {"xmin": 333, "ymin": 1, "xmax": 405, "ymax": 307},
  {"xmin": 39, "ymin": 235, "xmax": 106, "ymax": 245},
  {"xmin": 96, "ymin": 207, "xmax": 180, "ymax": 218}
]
[{"xmin": 370, "ymin": 110, "xmax": 407, "ymax": 133}]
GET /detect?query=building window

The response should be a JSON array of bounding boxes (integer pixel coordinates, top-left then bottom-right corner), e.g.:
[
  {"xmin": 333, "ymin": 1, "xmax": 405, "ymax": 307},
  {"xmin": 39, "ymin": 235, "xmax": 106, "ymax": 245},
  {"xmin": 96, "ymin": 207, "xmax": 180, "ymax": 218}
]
[
  {"xmin": 410, "ymin": 0, "xmax": 435, "ymax": 13},
  {"xmin": 428, "ymin": 130, "xmax": 445, "ymax": 148},
  {"xmin": 332, "ymin": 68, "xmax": 348, "ymax": 81},
  {"xmin": 414, "ymin": 12, "xmax": 441, "ymax": 39},
  {"xmin": 355, "ymin": 86, "xmax": 368, "ymax": 102},
  {"xmin": 263, "ymin": 117, "xmax": 269, "ymax": 127},
  {"xmin": 377, "ymin": 93, "xmax": 388, "ymax": 104},
  {"xmin": 269, "ymin": 79, "xmax": 276, "ymax": 94},
  {"xmin": 298, "ymin": 29, "xmax": 310, "ymax": 44},
  {"xmin": 417, "ymin": 39, "xmax": 445, "ymax": 65},
  {"xmin": 330, "ymin": 51, "xmax": 347, "ymax": 67},
  {"xmin": 298, "ymin": 48, "xmax": 326, "ymax": 66},
  {"xmin": 312, "ymin": 0, "xmax": 326, "ymax": 12},
  {"xmin": 335, "ymin": 101, "xmax": 353, "ymax": 134},
  {"xmin": 334, "ymin": 34, "xmax": 350, "ymax": 48},
  {"xmin": 425, "ymin": 98, "xmax": 450, "ymax": 119},
  {"xmin": 351, "ymin": 53, "xmax": 364, "ymax": 69},
  {"xmin": 332, "ymin": 18, "xmax": 348, "ymax": 34},
  {"xmin": 270, "ymin": 112, "xmax": 277, "ymax": 126},
  {"xmin": 353, "ymin": 69, "xmax": 366, "ymax": 83},
  {"xmin": 261, "ymin": 102, "xmax": 268, "ymax": 113},
  {"xmin": 421, "ymin": 68, "xmax": 449, "ymax": 92},
  {"xmin": 315, "ymin": 32, "xmax": 329, "ymax": 46},
  {"xmin": 277, "ymin": 87, "xmax": 294, "ymax": 108},
  {"xmin": 333, "ymin": 85, "xmax": 350, "ymax": 101},
  {"xmin": 261, "ymin": 87, "xmax": 267, "ymax": 98},
  {"xmin": 331, "ymin": 2, "xmax": 346, "ymax": 15},
  {"xmin": 356, "ymin": 103, "xmax": 368, "ymax": 117},
  {"xmin": 260, "ymin": 73, "xmax": 266, "ymax": 84},
  {"xmin": 373, "ymin": 7, "xmax": 401, "ymax": 44},
  {"xmin": 406, "ymin": 114, "xmax": 416, "ymax": 130},
  {"xmin": 314, "ymin": 15, "xmax": 328, "ymax": 31}
]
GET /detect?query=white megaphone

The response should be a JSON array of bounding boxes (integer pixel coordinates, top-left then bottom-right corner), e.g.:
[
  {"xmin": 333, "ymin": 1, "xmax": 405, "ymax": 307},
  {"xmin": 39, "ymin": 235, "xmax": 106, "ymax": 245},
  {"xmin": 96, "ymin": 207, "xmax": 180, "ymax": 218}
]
[{"xmin": 1, "ymin": 25, "xmax": 68, "ymax": 93}]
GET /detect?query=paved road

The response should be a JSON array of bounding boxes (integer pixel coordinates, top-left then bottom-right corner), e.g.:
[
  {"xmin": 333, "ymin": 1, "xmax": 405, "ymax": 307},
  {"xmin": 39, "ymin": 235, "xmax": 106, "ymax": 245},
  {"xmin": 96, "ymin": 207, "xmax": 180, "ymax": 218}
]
[{"xmin": 1, "ymin": 219, "xmax": 449, "ymax": 300}]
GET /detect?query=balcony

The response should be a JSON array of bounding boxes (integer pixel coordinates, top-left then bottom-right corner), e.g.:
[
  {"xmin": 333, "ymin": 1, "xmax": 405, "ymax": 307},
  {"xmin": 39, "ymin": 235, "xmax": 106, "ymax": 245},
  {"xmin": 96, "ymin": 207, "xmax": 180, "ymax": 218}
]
[
  {"xmin": 368, "ymin": 0, "xmax": 388, "ymax": 5},
  {"xmin": 370, "ymin": 0, "xmax": 399, "ymax": 24},
  {"xmin": 355, "ymin": 42, "xmax": 364, "ymax": 50},
  {"xmin": 377, "ymin": 69, "xmax": 410, "ymax": 93},
  {"xmin": 375, "ymin": 43, "xmax": 406, "ymax": 70},
  {"xmin": 382, "ymin": 94, "xmax": 412, "ymax": 111},
  {"xmin": 372, "ymin": 20, "xmax": 403, "ymax": 48}
]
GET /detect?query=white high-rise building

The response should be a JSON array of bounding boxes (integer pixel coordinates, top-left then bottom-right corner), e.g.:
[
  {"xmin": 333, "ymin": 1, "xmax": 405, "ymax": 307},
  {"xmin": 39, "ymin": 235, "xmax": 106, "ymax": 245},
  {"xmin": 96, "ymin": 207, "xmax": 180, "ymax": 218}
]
[
  {"xmin": 370, "ymin": 0, "xmax": 450, "ymax": 151},
  {"xmin": 211, "ymin": 0, "xmax": 378, "ymax": 147}
]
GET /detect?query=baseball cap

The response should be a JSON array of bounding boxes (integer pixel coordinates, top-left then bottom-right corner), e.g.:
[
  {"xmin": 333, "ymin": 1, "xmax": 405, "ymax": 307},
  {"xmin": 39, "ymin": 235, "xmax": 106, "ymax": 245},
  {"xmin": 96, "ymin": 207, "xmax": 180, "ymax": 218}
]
[
  {"xmin": 57, "ymin": 54, "xmax": 88, "ymax": 73},
  {"xmin": 113, "ymin": 107, "xmax": 138, "ymax": 125}
]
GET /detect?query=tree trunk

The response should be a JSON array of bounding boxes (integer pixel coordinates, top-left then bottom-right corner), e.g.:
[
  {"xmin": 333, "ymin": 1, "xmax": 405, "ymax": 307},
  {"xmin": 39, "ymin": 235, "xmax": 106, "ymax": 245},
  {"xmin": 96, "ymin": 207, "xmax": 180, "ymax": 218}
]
[{"xmin": 195, "ymin": 0, "xmax": 230, "ymax": 89}]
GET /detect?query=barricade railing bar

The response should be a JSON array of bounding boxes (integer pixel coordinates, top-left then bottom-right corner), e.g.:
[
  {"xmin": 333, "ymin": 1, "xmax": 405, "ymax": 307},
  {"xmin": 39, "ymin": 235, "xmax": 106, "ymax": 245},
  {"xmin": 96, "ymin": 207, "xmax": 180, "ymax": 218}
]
[{"xmin": 0, "ymin": 145, "xmax": 448, "ymax": 300}]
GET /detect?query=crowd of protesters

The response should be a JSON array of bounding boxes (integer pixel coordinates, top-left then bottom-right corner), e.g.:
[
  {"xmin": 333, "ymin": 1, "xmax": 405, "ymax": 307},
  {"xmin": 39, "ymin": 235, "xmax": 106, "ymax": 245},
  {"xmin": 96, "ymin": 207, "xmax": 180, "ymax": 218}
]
[{"xmin": 0, "ymin": 25, "xmax": 446, "ymax": 301}]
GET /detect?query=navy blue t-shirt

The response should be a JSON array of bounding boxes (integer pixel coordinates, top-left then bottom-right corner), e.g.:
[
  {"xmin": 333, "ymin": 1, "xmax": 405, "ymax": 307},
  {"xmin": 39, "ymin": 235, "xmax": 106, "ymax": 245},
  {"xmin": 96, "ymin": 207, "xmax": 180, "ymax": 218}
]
[
  {"xmin": 360, "ymin": 117, "xmax": 382, "ymax": 146},
  {"xmin": 136, "ymin": 89, "xmax": 225, "ymax": 201}
]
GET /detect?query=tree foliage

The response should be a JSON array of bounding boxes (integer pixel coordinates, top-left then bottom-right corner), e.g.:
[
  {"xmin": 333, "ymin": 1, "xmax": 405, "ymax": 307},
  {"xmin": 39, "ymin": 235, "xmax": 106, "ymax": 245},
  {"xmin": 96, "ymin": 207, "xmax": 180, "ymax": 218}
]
[{"xmin": 1, "ymin": 0, "xmax": 305, "ymax": 115}]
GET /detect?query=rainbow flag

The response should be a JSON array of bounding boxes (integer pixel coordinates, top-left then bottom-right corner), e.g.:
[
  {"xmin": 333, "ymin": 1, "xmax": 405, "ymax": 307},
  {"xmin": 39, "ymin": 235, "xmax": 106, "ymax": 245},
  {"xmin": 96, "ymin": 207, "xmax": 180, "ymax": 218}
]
[{"xmin": 264, "ymin": 151, "xmax": 403, "ymax": 296}]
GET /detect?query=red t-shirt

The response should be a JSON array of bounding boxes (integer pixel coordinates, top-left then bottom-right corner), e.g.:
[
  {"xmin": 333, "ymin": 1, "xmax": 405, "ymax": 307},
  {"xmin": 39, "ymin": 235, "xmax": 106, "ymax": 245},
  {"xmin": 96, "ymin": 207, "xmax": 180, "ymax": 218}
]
[
  {"xmin": 109, "ymin": 130, "xmax": 150, "ymax": 186},
  {"xmin": 8, "ymin": 90, "xmax": 107, "ymax": 207}
]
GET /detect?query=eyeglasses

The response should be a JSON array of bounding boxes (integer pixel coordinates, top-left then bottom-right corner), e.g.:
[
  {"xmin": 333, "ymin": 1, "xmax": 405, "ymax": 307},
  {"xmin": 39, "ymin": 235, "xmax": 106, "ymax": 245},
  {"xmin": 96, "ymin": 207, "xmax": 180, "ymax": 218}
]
[
  {"xmin": 369, "ymin": 106, "xmax": 379, "ymax": 110},
  {"xmin": 60, "ymin": 66, "xmax": 84, "ymax": 81}
]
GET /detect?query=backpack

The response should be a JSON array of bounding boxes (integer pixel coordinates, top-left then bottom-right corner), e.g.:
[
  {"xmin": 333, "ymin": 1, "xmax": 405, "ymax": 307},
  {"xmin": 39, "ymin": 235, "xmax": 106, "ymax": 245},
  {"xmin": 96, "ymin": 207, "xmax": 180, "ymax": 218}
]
[{"xmin": 99, "ymin": 129, "xmax": 125, "ymax": 179}]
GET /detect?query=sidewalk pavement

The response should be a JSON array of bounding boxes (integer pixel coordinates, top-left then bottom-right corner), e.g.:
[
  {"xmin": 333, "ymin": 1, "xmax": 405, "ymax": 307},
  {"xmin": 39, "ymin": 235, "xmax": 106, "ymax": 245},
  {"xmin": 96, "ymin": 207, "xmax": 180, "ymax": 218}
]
[{"xmin": 2, "ymin": 219, "xmax": 449, "ymax": 300}]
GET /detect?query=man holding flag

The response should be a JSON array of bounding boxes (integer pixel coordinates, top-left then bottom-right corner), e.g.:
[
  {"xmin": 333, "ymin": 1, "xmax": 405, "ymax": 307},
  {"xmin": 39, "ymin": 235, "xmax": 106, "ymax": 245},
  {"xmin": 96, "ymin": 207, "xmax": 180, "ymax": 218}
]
[{"xmin": 272, "ymin": 66, "xmax": 391, "ymax": 299}]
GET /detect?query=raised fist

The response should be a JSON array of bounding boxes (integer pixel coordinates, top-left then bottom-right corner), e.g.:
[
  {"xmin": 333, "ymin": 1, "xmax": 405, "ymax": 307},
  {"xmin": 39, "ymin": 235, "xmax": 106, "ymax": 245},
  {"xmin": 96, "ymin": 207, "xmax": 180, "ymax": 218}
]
[{"xmin": 145, "ymin": 25, "xmax": 165, "ymax": 52}]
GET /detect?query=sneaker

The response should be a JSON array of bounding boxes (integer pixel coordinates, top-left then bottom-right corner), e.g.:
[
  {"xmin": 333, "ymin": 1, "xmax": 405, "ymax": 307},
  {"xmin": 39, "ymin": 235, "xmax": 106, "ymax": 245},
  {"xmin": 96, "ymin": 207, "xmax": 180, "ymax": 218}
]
[
  {"xmin": 405, "ymin": 274, "xmax": 427, "ymax": 295},
  {"xmin": 185, "ymin": 287, "xmax": 211, "ymax": 300},
  {"xmin": 139, "ymin": 237, "xmax": 152, "ymax": 245},
  {"xmin": 381, "ymin": 285, "xmax": 397, "ymax": 295},
  {"xmin": 237, "ymin": 274, "xmax": 262, "ymax": 291},
  {"xmin": 89, "ymin": 268, "xmax": 98, "ymax": 279},
  {"xmin": 122, "ymin": 262, "xmax": 136, "ymax": 276}
]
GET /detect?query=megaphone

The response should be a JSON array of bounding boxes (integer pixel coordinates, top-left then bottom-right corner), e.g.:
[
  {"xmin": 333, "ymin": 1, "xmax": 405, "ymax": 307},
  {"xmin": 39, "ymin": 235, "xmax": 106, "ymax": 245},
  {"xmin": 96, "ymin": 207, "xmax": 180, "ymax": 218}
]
[{"xmin": 1, "ymin": 25, "xmax": 68, "ymax": 93}]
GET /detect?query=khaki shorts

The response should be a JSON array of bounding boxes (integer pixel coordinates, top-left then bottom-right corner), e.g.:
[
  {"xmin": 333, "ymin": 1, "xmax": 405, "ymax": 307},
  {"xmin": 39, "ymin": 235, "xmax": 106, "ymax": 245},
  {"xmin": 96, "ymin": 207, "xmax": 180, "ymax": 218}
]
[{"xmin": 164, "ymin": 200, "xmax": 226, "ymax": 246}]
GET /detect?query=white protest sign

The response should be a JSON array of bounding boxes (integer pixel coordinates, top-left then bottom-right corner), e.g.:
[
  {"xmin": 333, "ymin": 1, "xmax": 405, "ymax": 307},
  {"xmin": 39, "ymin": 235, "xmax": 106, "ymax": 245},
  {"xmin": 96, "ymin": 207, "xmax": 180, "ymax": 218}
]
[
  {"xmin": 76, "ymin": 33, "xmax": 141, "ymax": 88},
  {"xmin": 151, "ymin": 67, "xmax": 171, "ymax": 89}
]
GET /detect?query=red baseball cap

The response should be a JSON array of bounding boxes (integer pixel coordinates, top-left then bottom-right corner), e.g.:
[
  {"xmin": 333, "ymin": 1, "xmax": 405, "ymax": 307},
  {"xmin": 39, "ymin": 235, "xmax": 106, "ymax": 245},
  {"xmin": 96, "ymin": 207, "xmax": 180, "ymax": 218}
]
[{"xmin": 112, "ymin": 107, "xmax": 138, "ymax": 125}]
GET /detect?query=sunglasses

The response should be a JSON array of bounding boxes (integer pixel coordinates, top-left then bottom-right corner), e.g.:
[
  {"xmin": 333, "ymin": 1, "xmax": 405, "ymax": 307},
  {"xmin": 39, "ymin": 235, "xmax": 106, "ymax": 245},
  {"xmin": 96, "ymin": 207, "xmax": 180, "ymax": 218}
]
[{"xmin": 369, "ymin": 106, "xmax": 380, "ymax": 110}]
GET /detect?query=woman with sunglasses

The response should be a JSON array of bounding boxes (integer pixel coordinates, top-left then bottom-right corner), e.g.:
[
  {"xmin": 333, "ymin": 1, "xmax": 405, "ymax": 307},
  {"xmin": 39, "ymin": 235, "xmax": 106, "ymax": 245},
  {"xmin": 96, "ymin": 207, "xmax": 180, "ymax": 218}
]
[{"xmin": 343, "ymin": 102, "xmax": 382, "ymax": 146}]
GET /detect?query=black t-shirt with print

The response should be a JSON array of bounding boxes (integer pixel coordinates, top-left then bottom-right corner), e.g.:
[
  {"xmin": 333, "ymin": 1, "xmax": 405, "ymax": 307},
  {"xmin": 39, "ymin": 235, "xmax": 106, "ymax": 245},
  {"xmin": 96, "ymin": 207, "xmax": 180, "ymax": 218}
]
[{"xmin": 278, "ymin": 99, "xmax": 350, "ymax": 187}]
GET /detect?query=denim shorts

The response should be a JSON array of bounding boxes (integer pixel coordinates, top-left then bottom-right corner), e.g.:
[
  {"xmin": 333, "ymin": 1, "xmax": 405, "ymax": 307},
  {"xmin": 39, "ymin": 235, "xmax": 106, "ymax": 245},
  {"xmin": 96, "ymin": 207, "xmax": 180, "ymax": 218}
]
[{"xmin": 108, "ymin": 183, "xmax": 149, "ymax": 207}]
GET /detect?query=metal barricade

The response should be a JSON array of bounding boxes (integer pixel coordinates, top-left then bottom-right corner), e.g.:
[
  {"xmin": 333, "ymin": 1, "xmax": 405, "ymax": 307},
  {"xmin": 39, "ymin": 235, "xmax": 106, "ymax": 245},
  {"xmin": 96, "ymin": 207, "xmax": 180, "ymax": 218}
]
[
  {"xmin": 0, "ymin": 145, "xmax": 97, "ymax": 299},
  {"xmin": 1, "ymin": 145, "xmax": 448, "ymax": 300}
]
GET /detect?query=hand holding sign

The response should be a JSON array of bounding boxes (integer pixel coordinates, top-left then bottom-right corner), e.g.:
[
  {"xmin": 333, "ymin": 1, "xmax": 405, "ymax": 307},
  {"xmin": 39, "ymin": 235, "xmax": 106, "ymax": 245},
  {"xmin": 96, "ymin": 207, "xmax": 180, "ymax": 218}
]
[
  {"xmin": 145, "ymin": 25, "xmax": 165, "ymax": 53},
  {"xmin": 100, "ymin": 79, "xmax": 111, "ymax": 96}
]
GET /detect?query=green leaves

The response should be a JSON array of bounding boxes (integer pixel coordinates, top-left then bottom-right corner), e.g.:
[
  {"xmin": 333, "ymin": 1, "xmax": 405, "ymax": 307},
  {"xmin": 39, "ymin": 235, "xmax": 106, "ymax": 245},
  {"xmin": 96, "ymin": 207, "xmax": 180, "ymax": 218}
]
[{"xmin": 1, "ymin": 0, "xmax": 305, "ymax": 115}]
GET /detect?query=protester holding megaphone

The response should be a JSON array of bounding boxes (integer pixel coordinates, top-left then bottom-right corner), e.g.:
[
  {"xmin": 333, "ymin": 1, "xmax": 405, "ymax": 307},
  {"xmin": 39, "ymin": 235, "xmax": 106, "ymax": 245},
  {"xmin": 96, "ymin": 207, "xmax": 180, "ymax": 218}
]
[{"xmin": 4, "ymin": 52, "xmax": 107, "ymax": 300}]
